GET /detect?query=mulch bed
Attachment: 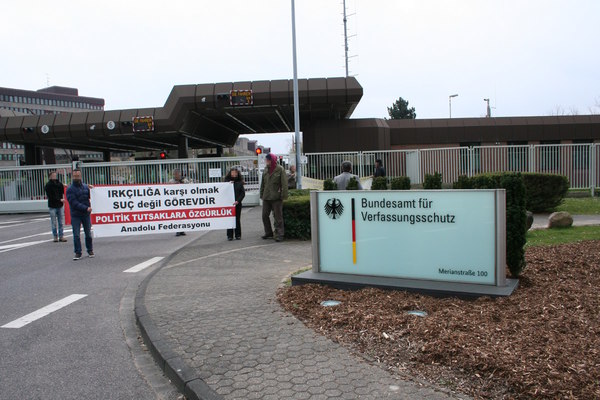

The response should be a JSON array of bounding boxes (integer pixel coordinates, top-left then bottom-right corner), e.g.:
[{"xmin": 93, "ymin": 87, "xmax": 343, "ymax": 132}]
[{"xmin": 277, "ymin": 240, "xmax": 600, "ymax": 399}]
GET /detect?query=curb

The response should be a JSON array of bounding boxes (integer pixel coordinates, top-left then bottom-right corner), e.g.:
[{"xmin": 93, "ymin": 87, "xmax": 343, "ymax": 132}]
[{"xmin": 134, "ymin": 240, "xmax": 223, "ymax": 400}]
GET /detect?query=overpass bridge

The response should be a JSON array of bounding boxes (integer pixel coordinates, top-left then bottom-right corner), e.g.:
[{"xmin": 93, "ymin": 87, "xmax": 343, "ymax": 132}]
[{"xmin": 0, "ymin": 77, "xmax": 363, "ymax": 165}]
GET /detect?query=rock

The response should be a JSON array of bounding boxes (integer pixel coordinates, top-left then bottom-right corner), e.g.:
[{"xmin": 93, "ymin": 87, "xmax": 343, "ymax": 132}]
[
  {"xmin": 526, "ymin": 211, "xmax": 534, "ymax": 231},
  {"xmin": 548, "ymin": 211, "xmax": 573, "ymax": 228}
]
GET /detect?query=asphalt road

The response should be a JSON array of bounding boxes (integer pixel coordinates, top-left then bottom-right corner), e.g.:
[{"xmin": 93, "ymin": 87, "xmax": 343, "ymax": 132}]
[{"xmin": 0, "ymin": 213, "xmax": 192, "ymax": 400}]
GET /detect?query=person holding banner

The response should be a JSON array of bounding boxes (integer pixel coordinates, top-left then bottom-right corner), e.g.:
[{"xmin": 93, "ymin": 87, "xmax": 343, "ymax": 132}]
[
  {"xmin": 66, "ymin": 169, "xmax": 94, "ymax": 260},
  {"xmin": 169, "ymin": 168, "xmax": 190, "ymax": 237},
  {"xmin": 260, "ymin": 153, "xmax": 288, "ymax": 242},
  {"xmin": 224, "ymin": 167, "xmax": 245, "ymax": 240}
]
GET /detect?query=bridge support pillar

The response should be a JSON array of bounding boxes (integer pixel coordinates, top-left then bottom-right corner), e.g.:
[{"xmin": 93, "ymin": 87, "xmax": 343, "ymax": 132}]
[
  {"xmin": 24, "ymin": 144, "xmax": 43, "ymax": 166},
  {"xmin": 178, "ymin": 136, "xmax": 189, "ymax": 159}
]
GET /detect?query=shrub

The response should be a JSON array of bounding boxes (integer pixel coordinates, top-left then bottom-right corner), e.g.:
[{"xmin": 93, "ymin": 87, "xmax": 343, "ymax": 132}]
[
  {"xmin": 288, "ymin": 188, "xmax": 312, "ymax": 197},
  {"xmin": 452, "ymin": 173, "xmax": 527, "ymax": 277},
  {"xmin": 452, "ymin": 175, "xmax": 472, "ymax": 189},
  {"xmin": 371, "ymin": 176, "xmax": 388, "ymax": 190},
  {"xmin": 323, "ymin": 179, "xmax": 337, "ymax": 191},
  {"xmin": 346, "ymin": 177, "xmax": 360, "ymax": 190},
  {"xmin": 521, "ymin": 173, "xmax": 569, "ymax": 212},
  {"xmin": 423, "ymin": 172, "xmax": 442, "ymax": 189},
  {"xmin": 391, "ymin": 176, "xmax": 411, "ymax": 190},
  {"xmin": 283, "ymin": 195, "xmax": 311, "ymax": 240}
]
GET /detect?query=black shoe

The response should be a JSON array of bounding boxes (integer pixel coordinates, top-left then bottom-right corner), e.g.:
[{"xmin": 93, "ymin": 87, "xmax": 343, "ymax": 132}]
[
  {"xmin": 235, "ymin": 237, "xmax": 241, "ymax": 240},
  {"xmin": 227, "ymin": 237, "xmax": 233, "ymax": 241},
  {"xmin": 261, "ymin": 234, "xmax": 273, "ymax": 239},
  {"xmin": 73, "ymin": 253, "xmax": 82, "ymax": 260},
  {"xmin": 88, "ymin": 251, "xmax": 95, "ymax": 258},
  {"xmin": 275, "ymin": 237, "xmax": 284, "ymax": 242}
]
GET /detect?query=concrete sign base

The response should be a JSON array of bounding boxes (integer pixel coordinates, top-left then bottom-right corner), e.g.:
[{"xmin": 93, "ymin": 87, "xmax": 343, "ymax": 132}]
[{"xmin": 291, "ymin": 271, "xmax": 519, "ymax": 298}]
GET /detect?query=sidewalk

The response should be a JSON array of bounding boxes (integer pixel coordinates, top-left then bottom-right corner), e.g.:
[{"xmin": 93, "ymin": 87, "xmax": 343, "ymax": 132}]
[
  {"xmin": 530, "ymin": 213, "xmax": 600, "ymax": 230},
  {"xmin": 136, "ymin": 210, "xmax": 599, "ymax": 400},
  {"xmin": 136, "ymin": 207, "xmax": 469, "ymax": 400}
]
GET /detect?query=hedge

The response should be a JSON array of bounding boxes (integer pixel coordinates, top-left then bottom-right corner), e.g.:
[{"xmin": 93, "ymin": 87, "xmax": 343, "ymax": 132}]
[
  {"xmin": 346, "ymin": 177, "xmax": 360, "ymax": 190},
  {"xmin": 424, "ymin": 172, "xmax": 442, "ymax": 189},
  {"xmin": 453, "ymin": 173, "xmax": 527, "ymax": 277},
  {"xmin": 391, "ymin": 176, "xmax": 411, "ymax": 190},
  {"xmin": 283, "ymin": 195, "xmax": 311, "ymax": 240},
  {"xmin": 371, "ymin": 176, "xmax": 388, "ymax": 190},
  {"xmin": 521, "ymin": 173, "xmax": 569, "ymax": 212},
  {"xmin": 323, "ymin": 179, "xmax": 337, "ymax": 190}
]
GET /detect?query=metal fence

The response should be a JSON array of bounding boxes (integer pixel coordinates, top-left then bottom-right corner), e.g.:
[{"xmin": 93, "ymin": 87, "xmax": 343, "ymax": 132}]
[
  {"xmin": 303, "ymin": 144, "xmax": 600, "ymax": 195},
  {"xmin": 0, "ymin": 156, "xmax": 260, "ymax": 203},
  {"xmin": 1, "ymin": 144, "xmax": 598, "ymax": 207}
]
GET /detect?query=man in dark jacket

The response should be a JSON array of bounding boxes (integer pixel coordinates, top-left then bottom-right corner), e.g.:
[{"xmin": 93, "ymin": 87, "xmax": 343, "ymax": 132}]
[
  {"xmin": 374, "ymin": 159, "xmax": 386, "ymax": 177},
  {"xmin": 66, "ymin": 169, "xmax": 94, "ymax": 260},
  {"xmin": 259, "ymin": 153, "xmax": 288, "ymax": 242},
  {"xmin": 44, "ymin": 171, "xmax": 67, "ymax": 243}
]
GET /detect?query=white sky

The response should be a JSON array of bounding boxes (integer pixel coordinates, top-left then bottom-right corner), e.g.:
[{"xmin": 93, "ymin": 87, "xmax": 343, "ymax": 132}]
[{"xmin": 2, "ymin": 1, "xmax": 599, "ymax": 154}]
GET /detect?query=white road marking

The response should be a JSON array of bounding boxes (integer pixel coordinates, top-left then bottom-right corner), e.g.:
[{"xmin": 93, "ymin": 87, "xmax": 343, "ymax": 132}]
[
  {"xmin": 0, "ymin": 229, "xmax": 73, "ymax": 245},
  {"xmin": 0, "ymin": 240, "xmax": 50, "ymax": 253},
  {"xmin": 0, "ymin": 218, "xmax": 49, "ymax": 229},
  {"xmin": 123, "ymin": 257, "xmax": 164, "ymax": 273},
  {"xmin": 0, "ymin": 217, "xmax": 48, "ymax": 225},
  {"xmin": 1, "ymin": 294, "xmax": 88, "ymax": 329}
]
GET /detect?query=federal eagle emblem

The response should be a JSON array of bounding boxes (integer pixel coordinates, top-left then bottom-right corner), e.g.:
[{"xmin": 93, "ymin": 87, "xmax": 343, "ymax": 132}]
[{"xmin": 324, "ymin": 198, "xmax": 344, "ymax": 219}]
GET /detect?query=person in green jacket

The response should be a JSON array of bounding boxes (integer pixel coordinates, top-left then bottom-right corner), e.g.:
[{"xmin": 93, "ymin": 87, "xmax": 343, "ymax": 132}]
[{"xmin": 260, "ymin": 153, "xmax": 288, "ymax": 242}]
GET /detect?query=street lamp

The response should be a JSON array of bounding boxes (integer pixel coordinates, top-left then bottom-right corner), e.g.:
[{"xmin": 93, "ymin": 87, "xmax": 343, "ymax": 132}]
[
  {"xmin": 484, "ymin": 98, "xmax": 491, "ymax": 118},
  {"xmin": 449, "ymin": 94, "xmax": 458, "ymax": 118}
]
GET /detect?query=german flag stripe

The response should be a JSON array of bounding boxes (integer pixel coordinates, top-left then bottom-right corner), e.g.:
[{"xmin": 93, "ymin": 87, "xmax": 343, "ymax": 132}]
[{"xmin": 351, "ymin": 198, "xmax": 356, "ymax": 264}]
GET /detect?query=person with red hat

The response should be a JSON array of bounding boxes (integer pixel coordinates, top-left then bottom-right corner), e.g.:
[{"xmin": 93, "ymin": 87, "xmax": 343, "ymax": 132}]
[{"xmin": 259, "ymin": 153, "xmax": 288, "ymax": 242}]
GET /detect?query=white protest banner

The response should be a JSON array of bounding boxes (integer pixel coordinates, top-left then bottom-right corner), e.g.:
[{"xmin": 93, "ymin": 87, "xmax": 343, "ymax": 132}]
[{"xmin": 90, "ymin": 183, "xmax": 235, "ymax": 237}]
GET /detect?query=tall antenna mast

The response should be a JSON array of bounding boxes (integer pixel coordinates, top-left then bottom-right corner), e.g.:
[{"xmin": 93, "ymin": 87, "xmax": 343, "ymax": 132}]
[{"xmin": 343, "ymin": 0, "xmax": 349, "ymax": 77}]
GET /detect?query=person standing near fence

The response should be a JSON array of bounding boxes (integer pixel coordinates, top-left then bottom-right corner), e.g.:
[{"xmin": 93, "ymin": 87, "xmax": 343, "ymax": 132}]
[
  {"xmin": 66, "ymin": 169, "xmax": 94, "ymax": 260},
  {"xmin": 374, "ymin": 159, "xmax": 386, "ymax": 178},
  {"xmin": 44, "ymin": 171, "xmax": 67, "ymax": 243},
  {"xmin": 170, "ymin": 168, "xmax": 190, "ymax": 237},
  {"xmin": 287, "ymin": 165, "xmax": 297, "ymax": 189},
  {"xmin": 224, "ymin": 167, "xmax": 245, "ymax": 241},
  {"xmin": 260, "ymin": 153, "xmax": 288, "ymax": 242},
  {"xmin": 334, "ymin": 160, "xmax": 363, "ymax": 190}
]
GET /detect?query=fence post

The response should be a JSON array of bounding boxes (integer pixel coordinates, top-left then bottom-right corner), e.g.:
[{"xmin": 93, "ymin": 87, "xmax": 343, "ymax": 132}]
[
  {"xmin": 468, "ymin": 147, "xmax": 474, "ymax": 178},
  {"xmin": 358, "ymin": 152, "xmax": 364, "ymax": 178},
  {"xmin": 528, "ymin": 145, "xmax": 535, "ymax": 173},
  {"xmin": 591, "ymin": 144, "xmax": 596, "ymax": 197}
]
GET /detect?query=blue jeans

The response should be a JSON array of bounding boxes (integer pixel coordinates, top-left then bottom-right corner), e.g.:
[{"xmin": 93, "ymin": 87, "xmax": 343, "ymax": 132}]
[
  {"xmin": 71, "ymin": 214, "xmax": 93, "ymax": 255},
  {"xmin": 48, "ymin": 207, "xmax": 65, "ymax": 238}
]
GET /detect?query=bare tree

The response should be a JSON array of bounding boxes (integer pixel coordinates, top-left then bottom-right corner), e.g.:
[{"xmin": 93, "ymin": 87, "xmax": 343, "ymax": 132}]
[{"xmin": 549, "ymin": 105, "xmax": 579, "ymax": 116}]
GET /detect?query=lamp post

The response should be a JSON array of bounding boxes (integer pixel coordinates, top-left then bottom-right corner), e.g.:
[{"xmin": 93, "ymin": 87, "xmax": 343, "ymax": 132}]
[
  {"xmin": 291, "ymin": 0, "xmax": 302, "ymax": 188},
  {"xmin": 449, "ymin": 94, "xmax": 458, "ymax": 118},
  {"xmin": 484, "ymin": 98, "xmax": 491, "ymax": 118}
]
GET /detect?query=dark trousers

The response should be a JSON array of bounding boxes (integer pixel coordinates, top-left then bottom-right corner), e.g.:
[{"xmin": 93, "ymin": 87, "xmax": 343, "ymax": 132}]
[
  {"xmin": 71, "ymin": 214, "xmax": 93, "ymax": 255},
  {"xmin": 262, "ymin": 199, "xmax": 284, "ymax": 239},
  {"xmin": 227, "ymin": 203, "xmax": 242, "ymax": 239}
]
